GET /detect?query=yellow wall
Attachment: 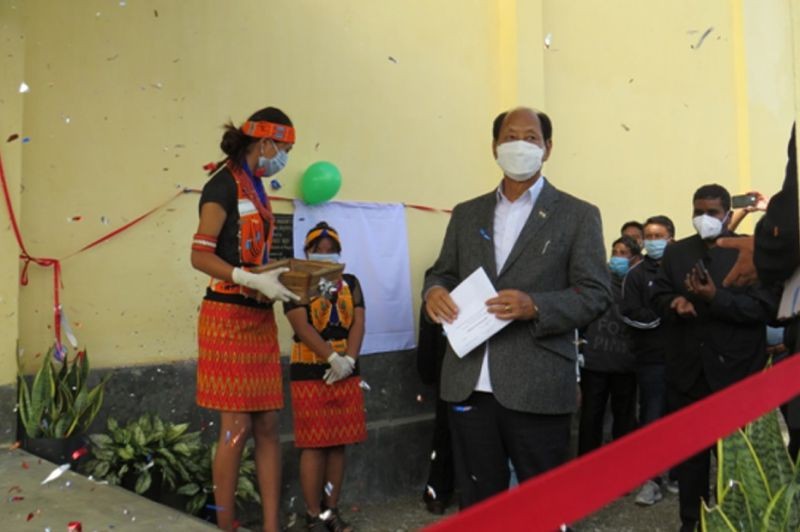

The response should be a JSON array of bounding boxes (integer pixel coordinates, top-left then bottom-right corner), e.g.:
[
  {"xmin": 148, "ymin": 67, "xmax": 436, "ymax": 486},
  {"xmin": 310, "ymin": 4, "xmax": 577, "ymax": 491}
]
[
  {"xmin": 0, "ymin": 3, "xmax": 24, "ymax": 385},
  {"xmin": 4, "ymin": 0, "xmax": 797, "ymax": 376}
]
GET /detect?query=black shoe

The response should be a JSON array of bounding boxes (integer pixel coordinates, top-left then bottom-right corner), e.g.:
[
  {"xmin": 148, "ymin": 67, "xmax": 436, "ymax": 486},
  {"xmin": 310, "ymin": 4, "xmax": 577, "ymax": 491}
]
[
  {"xmin": 679, "ymin": 521, "xmax": 698, "ymax": 532},
  {"xmin": 306, "ymin": 513, "xmax": 328, "ymax": 532}
]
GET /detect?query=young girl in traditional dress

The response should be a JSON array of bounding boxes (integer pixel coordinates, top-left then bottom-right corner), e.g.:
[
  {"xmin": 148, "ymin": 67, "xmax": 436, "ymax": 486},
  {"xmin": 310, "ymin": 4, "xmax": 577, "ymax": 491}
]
[{"xmin": 285, "ymin": 222, "xmax": 367, "ymax": 532}]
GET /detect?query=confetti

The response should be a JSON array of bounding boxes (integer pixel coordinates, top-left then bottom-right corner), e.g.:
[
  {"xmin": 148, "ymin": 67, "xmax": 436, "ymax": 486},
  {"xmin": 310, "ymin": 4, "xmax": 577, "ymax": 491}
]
[
  {"xmin": 18, "ymin": 82, "xmax": 29, "ymax": 93},
  {"xmin": 544, "ymin": 33, "xmax": 553, "ymax": 49},
  {"xmin": 26, "ymin": 512, "xmax": 34, "ymax": 521},
  {"xmin": 8, "ymin": 495, "xmax": 23, "ymax": 502},
  {"xmin": 8, "ymin": 441, "xmax": 21, "ymax": 450},
  {"xmin": 6, "ymin": 133, "xmax": 19, "ymax": 143},
  {"xmin": 64, "ymin": 116, "xmax": 71, "ymax": 124},
  {"xmin": 452, "ymin": 405, "xmax": 472, "ymax": 413},
  {"xmin": 21, "ymin": 460, "xmax": 29, "ymax": 469},
  {"xmin": 416, "ymin": 394, "xmax": 423, "ymax": 402},
  {"xmin": 319, "ymin": 509, "xmax": 332, "ymax": 520},
  {"xmin": 426, "ymin": 485, "xmax": 437, "ymax": 500},
  {"xmin": 359, "ymin": 380, "xmax": 371, "ymax": 391},
  {"xmin": 41, "ymin": 463, "xmax": 70, "ymax": 485},
  {"xmin": 22, "ymin": 136, "xmax": 30, "ymax": 143},
  {"xmin": 224, "ymin": 430, "xmax": 232, "ymax": 444},
  {"xmin": 68, "ymin": 522, "xmax": 82, "ymax": 532},
  {"xmin": 67, "ymin": 216, "xmax": 83, "ymax": 222},
  {"xmin": 620, "ymin": 123, "xmax": 630, "ymax": 132},
  {"xmin": 206, "ymin": 504, "xmax": 224, "ymax": 511},
  {"xmin": 119, "ymin": 0, "xmax": 126, "ymax": 6},
  {"xmin": 270, "ymin": 179, "xmax": 281, "ymax": 190},
  {"xmin": 430, "ymin": 450, "xmax": 437, "ymax": 461},
  {"xmin": 100, "ymin": 216, "xmax": 110, "ymax": 225},
  {"xmin": 324, "ymin": 481, "xmax": 334, "ymax": 496},
  {"xmin": 388, "ymin": 56, "xmax": 398, "ymax": 63},
  {"xmin": 72, "ymin": 447, "xmax": 89, "ymax": 460},
  {"xmin": 202, "ymin": 161, "xmax": 218, "ymax": 172},
  {"xmin": 230, "ymin": 428, "xmax": 245, "ymax": 446},
  {"xmin": 154, "ymin": 9, "xmax": 159, "ymax": 17}
]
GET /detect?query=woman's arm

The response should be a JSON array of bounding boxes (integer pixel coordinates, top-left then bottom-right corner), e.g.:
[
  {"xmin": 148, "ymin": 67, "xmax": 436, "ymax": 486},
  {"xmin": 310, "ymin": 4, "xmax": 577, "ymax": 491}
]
[
  {"xmin": 190, "ymin": 202, "xmax": 235, "ymax": 281},
  {"xmin": 286, "ymin": 307, "xmax": 336, "ymax": 358}
]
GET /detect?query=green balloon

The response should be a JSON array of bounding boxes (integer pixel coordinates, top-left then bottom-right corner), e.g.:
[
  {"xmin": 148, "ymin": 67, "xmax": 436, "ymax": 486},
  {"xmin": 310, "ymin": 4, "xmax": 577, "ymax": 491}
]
[{"xmin": 300, "ymin": 161, "xmax": 342, "ymax": 205}]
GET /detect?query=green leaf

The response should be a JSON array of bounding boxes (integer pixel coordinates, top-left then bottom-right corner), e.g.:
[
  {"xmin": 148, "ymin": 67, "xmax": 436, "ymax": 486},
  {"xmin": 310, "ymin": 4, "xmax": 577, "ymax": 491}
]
[
  {"xmin": 718, "ymin": 479, "xmax": 753, "ymax": 532},
  {"xmin": 133, "ymin": 425, "xmax": 147, "ymax": 448},
  {"xmin": 134, "ymin": 471, "xmax": 152, "ymax": 494},
  {"xmin": 187, "ymin": 493, "xmax": 207, "ymax": 515},
  {"xmin": 173, "ymin": 442, "xmax": 193, "ymax": 456},
  {"xmin": 761, "ymin": 484, "xmax": 792, "ymax": 531},
  {"xmin": 117, "ymin": 445, "xmax": 135, "ymax": 461},
  {"xmin": 17, "ymin": 375, "xmax": 40, "ymax": 438},
  {"xmin": 747, "ymin": 410, "xmax": 794, "ymax": 496},
  {"xmin": 89, "ymin": 433, "xmax": 113, "ymax": 448},
  {"xmin": 29, "ymin": 356, "xmax": 56, "ymax": 434},
  {"xmin": 53, "ymin": 414, "xmax": 72, "ymax": 438},
  {"xmin": 165, "ymin": 422, "xmax": 189, "ymax": 442},
  {"xmin": 701, "ymin": 500, "xmax": 738, "ymax": 532},
  {"xmin": 720, "ymin": 429, "xmax": 771, "ymax": 524},
  {"xmin": 176, "ymin": 483, "xmax": 201, "ymax": 496},
  {"xmin": 93, "ymin": 461, "xmax": 111, "ymax": 478},
  {"xmin": 107, "ymin": 417, "xmax": 119, "ymax": 432}
]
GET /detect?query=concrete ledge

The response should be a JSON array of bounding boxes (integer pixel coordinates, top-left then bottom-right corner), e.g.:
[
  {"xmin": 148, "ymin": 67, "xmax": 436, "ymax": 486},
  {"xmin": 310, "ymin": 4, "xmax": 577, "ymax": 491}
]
[{"xmin": 0, "ymin": 448, "xmax": 216, "ymax": 530}]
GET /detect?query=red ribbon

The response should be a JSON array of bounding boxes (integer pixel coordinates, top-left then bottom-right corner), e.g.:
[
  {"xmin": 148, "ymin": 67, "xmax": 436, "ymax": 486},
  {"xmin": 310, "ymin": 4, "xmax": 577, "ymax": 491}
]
[
  {"xmin": 426, "ymin": 354, "xmax": 800, "ymax": 532},
  {"xmin": 0, "ymin": 150, "xmax": 187, "ymax": 351}
]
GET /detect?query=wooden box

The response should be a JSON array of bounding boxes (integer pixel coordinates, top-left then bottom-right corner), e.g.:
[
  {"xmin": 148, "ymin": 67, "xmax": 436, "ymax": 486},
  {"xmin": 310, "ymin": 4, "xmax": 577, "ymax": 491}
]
[{"xmin": 253, "ymin": 259, "xmax": 344, "ymax": 304}]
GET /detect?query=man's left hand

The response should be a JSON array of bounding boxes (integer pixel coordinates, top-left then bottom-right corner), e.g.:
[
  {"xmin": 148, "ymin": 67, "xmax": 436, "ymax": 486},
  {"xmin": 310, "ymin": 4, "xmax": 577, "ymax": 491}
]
[
  {"xmin": 685, "ymin": 267, "xmax": 717, "ymax": 301},
  {"xmin": 486, "ymin": 289, "xmax": 538, "ymax": 320}
]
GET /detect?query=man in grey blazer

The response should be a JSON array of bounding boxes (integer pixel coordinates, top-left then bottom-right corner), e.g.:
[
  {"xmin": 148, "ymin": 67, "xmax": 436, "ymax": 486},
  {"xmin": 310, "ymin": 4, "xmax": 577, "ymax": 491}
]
[{"xmin": 424, "ymin": 107, "xmax": 611, "ymax": 508}]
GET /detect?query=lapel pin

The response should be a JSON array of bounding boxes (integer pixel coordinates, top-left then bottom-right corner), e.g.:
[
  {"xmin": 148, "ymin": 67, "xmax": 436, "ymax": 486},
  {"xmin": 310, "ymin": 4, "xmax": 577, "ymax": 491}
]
[
  {"xmin": 479, "ymin": 228, "xmax": 491, "ymax": 241},
  {"xmin": 538, "ymin": 210, "xmax": 547, "ymax": 218}
]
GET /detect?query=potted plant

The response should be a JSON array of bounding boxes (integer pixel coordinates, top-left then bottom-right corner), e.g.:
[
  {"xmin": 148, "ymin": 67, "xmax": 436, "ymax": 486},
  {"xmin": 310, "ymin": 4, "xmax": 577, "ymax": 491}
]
[
  {"xmin": 17, "ymin": 346, "xmax": 111, "ymax": 463},
  {"xmin": 177, "ymin": 441, "xmax": 261, "ymax": 521},
  {"xmin": 701, "ymin": 408, "xmax": 799, "ymax": 531},
  {"xmin": 83, "ymin": 413, "xmax": 204, "ymax": 502}
]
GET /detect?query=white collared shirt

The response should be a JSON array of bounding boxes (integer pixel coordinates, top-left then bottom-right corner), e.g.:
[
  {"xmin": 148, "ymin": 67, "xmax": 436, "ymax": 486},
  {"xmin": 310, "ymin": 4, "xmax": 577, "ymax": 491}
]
[{"xmin": 475, "ymin": 176, "xmax": 546, "ymax": 392}]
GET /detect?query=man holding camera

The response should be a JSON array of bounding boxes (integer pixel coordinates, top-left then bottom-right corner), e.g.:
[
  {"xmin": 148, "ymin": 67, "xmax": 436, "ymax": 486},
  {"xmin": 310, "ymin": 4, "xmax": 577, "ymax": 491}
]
[{"xmin": 650, "ymin": 183, "xmax": 780, "ymax": 532}]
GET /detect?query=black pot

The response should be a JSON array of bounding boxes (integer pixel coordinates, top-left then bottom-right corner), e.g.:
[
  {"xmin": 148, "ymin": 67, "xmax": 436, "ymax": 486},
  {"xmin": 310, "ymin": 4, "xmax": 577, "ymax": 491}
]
[{"xmin": 22, "ymin": 433, "xmax": 86, "ymax": 465}]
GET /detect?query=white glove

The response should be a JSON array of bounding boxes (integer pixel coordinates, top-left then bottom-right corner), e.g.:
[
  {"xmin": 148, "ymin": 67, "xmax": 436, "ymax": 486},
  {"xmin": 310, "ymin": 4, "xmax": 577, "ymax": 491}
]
[
  {"xmin": 322, "ymin": 353, "xmax": 356, "ymax": 385},
  {"xmin": 231, "ymin": 267, "xmax": 299, "ymax": 302}
]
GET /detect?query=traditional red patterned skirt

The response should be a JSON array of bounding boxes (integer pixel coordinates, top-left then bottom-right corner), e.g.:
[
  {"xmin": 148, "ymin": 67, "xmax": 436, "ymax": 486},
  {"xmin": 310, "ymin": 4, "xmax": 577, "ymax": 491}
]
[
  {"xmin": 196, "ymin": 300, "xmax": 283, "ymax": 411},
  {"xmin": 290, "ymin": 376, "xmax": 366, "ymax": 448}
]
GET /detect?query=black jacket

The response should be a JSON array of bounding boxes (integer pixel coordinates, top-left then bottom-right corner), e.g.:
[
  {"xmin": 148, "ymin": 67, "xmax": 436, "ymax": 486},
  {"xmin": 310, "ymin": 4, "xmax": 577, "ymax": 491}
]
[
  {"xmin": 755, "ymin": 124, "xmax": 798, "ymax": 287},
  {"xmin": 581, "ymin": 275, "xmax": 635, "ymax": 373},
  {"xmin": 620, "ymin": 256, "xmax": 667, "ymax": 366},
  {"xmin": 651, "ymin": 234, "xmax": 779, "ymax": 397},
  {"xmin": 416, "ymin": 301, "xmax": 448, "ymax": 386}
]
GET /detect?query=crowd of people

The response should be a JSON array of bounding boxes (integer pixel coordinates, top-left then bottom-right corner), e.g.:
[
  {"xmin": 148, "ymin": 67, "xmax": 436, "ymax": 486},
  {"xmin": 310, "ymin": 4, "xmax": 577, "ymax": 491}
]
[{"xmin": 189, "ymin": 103, "xmax": 797, "ymax": 532}]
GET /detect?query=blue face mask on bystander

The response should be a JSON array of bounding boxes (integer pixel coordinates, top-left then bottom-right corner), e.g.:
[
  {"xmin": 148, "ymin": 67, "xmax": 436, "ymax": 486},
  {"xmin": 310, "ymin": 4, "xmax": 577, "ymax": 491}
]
[
  {"xmin": 608, "ymin": 256, "xmax": 630, "ymax": 277},
  {"xmin": 644, "ymin": 239, "xmax": 668, "ymax": 260}
]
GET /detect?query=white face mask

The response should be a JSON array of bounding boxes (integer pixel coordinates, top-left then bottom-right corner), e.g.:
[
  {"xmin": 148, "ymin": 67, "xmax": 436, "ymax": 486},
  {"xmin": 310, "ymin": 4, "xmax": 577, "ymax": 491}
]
[
  {"xmin": 495, "ymin": 140, "xmax": 544, "ymax": 182},
  {"xmin": 692, "ymin": 214, "xmax": 726, "ymax": 240},
  {"xmin": 308, "ymin": 252, "xmax": 340, "ymax": 263}
]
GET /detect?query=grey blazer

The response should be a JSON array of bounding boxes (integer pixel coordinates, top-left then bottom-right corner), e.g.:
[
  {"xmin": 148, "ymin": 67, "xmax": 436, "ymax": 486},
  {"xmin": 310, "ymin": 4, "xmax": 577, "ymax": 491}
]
[{"xmin": 423, "ymin": 180, "xmax": 611, "ymax": 414}]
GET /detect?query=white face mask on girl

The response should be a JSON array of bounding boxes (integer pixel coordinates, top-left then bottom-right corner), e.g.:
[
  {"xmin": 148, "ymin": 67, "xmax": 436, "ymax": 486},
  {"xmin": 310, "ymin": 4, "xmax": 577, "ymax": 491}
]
[
  {"xmin": 308, "ymin": 253, "xmax": 340, "ymax": 263},
  {"xmin": 495, "ymin": 140, "xmax": 544, "ymax": 182},
  {"xmin": 692, "ymin": 214, "xmax": 727, "ymax": 240}
]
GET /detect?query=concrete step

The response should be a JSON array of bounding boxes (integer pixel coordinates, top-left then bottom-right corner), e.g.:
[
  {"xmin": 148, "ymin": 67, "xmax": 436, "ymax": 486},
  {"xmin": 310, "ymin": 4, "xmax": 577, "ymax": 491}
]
[{"xmin": 1, "ymin": 448, "xmax": 222, "ymax": 531}]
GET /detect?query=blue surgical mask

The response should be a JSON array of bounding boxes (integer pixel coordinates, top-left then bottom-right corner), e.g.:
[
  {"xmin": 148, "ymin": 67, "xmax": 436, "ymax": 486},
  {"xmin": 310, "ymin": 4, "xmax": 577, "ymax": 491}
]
[
  {"xmin": 257, "ymin": 140, "xmax": 288, "ymax": 177},
  {"xmin": 644, "ymin": 239, "xmax": 668, "ymax": 260},
  {"xmin": 308, "ymin": 253, "xmax": 340, "ymax": 263},
  {"xmin": 608, "ymin": 256, "xmax": 630, "ymax": 277}
]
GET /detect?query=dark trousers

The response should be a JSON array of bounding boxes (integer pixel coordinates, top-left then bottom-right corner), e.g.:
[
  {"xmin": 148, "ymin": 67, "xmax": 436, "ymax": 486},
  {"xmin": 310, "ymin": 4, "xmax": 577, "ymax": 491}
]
[
  {"xmin": 668, "ymin": 381, "xmax": 713, "ymax": 527},
  {"xmin": 423, "ymin": 395, "xmax": 455, "ymax": 503},
  {"xmin": 448, "ymin": 392, "xmax": 572, "ymax": 508},
  {"xmin": 637, "ymin": 363, "xmax": 667, "ymax": 426},
  {"xmin": 637, "ymin": 363, "xmax": 668, "ymax": 483},
  {"xmin": 578, "ymin": 369, "xmax": 637, "ymax": 455}
]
